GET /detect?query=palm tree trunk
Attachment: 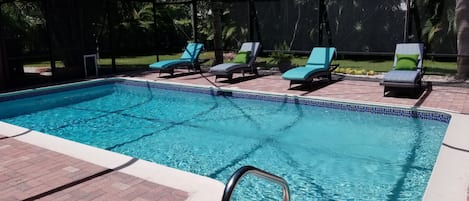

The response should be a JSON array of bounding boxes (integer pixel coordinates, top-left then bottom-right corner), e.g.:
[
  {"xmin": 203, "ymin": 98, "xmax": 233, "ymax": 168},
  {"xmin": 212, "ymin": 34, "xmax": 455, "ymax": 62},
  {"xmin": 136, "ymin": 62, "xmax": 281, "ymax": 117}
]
[
  {"xmin": 212, "ymin": 2, "xmax": 223, "ymax": 65},
  {"xmin": 289, "ymin": 5, "xmax": 301, "ymax": 50},
  {"xmin": 0, "ymin": 40, "xmax": 7, "ymax": 89},
  {"xmin": 456, "ymin": 0, "xmax": 469, "ymax": 79}
]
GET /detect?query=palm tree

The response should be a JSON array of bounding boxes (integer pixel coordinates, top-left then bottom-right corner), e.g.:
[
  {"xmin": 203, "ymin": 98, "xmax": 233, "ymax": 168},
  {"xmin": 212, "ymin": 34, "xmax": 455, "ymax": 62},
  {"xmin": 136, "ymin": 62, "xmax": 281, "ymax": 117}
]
[
  {"xmin": 118, "ymin": 3, "xmax": 153, "ymax": 31},
  {"xmin": 456, "ymin": 0, "xmax": 469, "ymax": 79},
  {"xmin": 289, "ymin": 0, "xmax": 306, "ymax": 50},
  {"xmin": 211, "ymin": 1, "xmax": 223, "ymax": 65}
]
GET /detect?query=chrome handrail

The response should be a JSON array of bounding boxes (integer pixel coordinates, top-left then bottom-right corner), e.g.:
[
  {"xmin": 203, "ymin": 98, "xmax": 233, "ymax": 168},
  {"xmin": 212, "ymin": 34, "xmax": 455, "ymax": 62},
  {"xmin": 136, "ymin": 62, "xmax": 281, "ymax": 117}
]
[{"xmin": 221, "ymin": 165, "xmax": 290, "ymax": 201}]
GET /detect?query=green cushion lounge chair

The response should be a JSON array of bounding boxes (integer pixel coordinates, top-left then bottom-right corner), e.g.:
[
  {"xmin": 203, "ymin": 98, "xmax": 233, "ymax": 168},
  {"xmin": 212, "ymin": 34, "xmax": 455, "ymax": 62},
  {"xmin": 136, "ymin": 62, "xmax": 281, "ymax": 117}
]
[
  {"xmin": 380, "ymin": 43, "xmax": 424, "ymax": 96},
  {"xmin": 209, "ymin": 42, "xmax": 261, "ymax": 81},
  {"xmin": 282, "ymin": 47, "xmax": 338, "ymax": 88},
  {"xmin": 149, "ymin": 43, "xmax": 204, "ymax": 76}
]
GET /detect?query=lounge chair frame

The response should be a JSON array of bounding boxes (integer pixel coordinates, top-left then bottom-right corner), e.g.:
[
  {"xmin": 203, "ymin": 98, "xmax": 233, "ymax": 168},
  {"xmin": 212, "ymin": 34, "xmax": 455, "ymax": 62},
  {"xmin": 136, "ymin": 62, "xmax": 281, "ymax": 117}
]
[
  {"xmin": 282, "ymin": 47, "xmax": 338, "ymax": 89},
  {"xmin": 210, "ymin": 42, "xmax": 261, "ymax": 81},
  {"xmin": 380, "ymin": 43, "xmax": 425, "ymax": 96},
  {"xmin": 157, "ymin": 61, "xmax": 200, "ymax": 77},
  {"xmin": 214, "ymin": 67, "xmax": 258, "ymax": 81},
  {"xmin": 149, "ymin": 43, "xmax": 204, "ymax": 76},
  {"xmin": 288, "ymin": 64, "xmax": 339, "ymax": 88}
]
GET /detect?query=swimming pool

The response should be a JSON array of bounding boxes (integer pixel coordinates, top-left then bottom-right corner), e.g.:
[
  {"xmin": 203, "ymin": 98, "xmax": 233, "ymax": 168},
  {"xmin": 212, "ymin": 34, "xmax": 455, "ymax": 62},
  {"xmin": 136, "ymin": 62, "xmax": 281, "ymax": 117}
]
[{"xmin": 0, "ymin": 79, "xmax": 450, "ymax": 200}]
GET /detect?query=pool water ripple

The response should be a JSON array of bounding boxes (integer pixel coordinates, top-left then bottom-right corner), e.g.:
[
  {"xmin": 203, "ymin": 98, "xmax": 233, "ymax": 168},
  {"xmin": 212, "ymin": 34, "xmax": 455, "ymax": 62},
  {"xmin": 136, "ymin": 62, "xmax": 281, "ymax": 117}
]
[{"xmin": 0, "ymin": 81, "xmax": 449, "ymax": 200}]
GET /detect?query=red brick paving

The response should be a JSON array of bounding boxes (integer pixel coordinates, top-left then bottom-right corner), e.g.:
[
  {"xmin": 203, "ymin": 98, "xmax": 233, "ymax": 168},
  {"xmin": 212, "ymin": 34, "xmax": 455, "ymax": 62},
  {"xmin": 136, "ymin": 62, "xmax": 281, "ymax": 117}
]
[
  {"xmin": 125, "ymin": 70, "xmax": 469, "ymax": 114},
  {"xmin": 0, "ymin": 136, "xmax": 188, "ymax": 201}
]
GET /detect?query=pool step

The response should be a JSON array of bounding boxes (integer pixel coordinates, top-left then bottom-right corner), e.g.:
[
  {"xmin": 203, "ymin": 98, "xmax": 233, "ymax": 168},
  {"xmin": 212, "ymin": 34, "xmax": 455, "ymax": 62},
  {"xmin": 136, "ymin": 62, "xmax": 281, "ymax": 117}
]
[{"xmin": 215, "ymin": 90, "xmax": 233, "ymax": 96}]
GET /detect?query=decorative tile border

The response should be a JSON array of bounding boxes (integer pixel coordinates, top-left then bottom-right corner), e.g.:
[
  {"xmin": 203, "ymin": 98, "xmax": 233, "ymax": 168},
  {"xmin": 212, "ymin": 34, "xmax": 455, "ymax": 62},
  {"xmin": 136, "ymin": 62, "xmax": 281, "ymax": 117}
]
[
  {"xmin": 0, "ymin": 78, "xmax": 452, "ymax": 123},
  {"xmin": 117, "ymin": 79, "xmax": 451, "ymax": 123},
  {"xmin": 117, "ymin": 79, "xmax": 217, "ymax": 95},
  {"xmin": 0, "ymin": 80, "xmax": 113, "ymax": 102},
  {"xmin": 229, "ymin": 91, "xmax": 451, "ymax": 123}
]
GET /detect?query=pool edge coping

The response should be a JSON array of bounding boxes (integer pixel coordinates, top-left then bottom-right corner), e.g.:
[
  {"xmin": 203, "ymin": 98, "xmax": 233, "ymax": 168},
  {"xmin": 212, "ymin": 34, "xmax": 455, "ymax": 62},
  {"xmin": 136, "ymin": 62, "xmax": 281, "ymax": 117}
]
[
  {"xmin": 1, "ymin": 77, "xmax": 468, "ymax": 201},
  {"xmin": 423, "ymin": 113, "xmax": 469, "ymax": 201}
]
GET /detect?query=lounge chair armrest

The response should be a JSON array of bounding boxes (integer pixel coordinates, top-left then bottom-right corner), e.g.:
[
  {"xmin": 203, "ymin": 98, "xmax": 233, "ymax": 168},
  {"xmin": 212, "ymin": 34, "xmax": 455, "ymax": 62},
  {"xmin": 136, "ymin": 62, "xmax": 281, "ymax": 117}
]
[
  {"xmin": 329, "ymin": 64, "xmax": 340, "ymax": 72},
  {"xmin": 198, "ymin": 58, "xmax": 211, "ymax": 64},
  {"xmin": 421, "ymin": 66, "xmax": 427, "ymax": 74}
]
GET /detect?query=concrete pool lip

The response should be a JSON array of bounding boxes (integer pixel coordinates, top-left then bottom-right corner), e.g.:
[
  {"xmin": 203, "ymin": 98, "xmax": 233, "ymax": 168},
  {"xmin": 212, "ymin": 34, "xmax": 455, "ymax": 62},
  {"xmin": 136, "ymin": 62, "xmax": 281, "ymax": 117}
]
[
  {"xmin": 1, "ymin": 77, "xmax": 468, "ymax": 200},
  {"xmin": 423, "ymin": 113, "xmax": 469, "ymax": 201}
]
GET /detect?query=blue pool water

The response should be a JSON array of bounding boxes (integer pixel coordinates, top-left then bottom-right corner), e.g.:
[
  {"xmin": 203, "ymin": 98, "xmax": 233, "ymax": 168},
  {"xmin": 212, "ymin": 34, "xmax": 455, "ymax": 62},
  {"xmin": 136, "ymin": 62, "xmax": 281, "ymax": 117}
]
[{"xmin": 0, "ymin": 80, "xmax": 448, "ymax": 200}]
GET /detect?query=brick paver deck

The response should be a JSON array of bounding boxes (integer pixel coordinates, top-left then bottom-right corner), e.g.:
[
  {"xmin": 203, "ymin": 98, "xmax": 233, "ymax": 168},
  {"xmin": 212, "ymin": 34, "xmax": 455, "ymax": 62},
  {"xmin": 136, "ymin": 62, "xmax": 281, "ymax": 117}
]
[
  {"xmin": 0, "ymin": 135, "xmax": 188, "ymax": 201},
  {"xmin": 124, "ymin": 71, "xmax": 469, "ymax": 114}
]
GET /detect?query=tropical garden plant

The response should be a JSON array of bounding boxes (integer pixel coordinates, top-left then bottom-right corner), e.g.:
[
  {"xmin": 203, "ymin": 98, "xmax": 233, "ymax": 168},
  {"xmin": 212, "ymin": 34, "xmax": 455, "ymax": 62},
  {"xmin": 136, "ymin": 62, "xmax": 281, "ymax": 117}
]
[
  {"xmin": 0, "ymin": 0, "xmax": 466, "ymax": 79},
  {"xmin": 456, "ymin": 0, "xmax": 469, "ymax": 79}
]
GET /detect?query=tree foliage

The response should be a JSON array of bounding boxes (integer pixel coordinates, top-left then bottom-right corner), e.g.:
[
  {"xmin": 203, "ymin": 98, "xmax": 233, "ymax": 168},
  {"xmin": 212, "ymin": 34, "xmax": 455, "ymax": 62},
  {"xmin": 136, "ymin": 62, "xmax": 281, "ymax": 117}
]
[
  {"xmin": 1, "ymin": 1, "xmax": 46, "ymax": 55},
  {"xmin": 0, "ymin": 0, "xmax": 458, "ymax": 58}
]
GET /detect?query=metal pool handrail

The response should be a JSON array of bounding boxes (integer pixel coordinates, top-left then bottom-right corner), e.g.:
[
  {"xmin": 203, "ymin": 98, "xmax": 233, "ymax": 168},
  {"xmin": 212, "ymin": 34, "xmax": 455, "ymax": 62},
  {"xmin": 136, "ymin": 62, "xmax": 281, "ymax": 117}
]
[{"xmin": 221, "ymin": 165, "xmax": 290, "ymax": 201}]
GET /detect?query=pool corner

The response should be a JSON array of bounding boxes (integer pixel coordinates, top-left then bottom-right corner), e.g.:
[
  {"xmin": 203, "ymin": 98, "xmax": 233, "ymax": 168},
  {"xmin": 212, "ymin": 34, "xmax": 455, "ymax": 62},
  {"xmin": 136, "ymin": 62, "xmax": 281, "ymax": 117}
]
[{"xmin": 423, "ymin": 113, "xmax": 469, "ymax": 201}]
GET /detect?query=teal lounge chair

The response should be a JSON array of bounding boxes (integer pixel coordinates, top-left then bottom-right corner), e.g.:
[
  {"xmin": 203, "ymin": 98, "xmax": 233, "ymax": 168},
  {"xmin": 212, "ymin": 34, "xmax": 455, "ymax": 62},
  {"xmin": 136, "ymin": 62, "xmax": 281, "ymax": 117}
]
[
  {"xmin": 381, "ymin": 43, "xmax": 424, "ymax": 96},
  {"xmin": 149, "ymin": 43, "xmax": 204, "ymax": 76},
  {"xmin": 282, "ymin": 47, "xmax": 338, "ymax": 88},
  {"xmin": 209, "ymin": 42, "xmax": 261, "ymax": 81}
]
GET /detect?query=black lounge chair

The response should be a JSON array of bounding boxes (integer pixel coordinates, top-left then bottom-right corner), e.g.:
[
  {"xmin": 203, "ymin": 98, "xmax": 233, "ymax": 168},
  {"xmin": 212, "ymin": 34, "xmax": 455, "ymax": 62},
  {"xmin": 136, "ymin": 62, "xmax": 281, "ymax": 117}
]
[
  {"xmin": 209, "ymin": 42, "xmax": 261, "ymax": 81},
  {"xmin": 381, "ymin": 43, "xmax": 425, "ymax": 96}
]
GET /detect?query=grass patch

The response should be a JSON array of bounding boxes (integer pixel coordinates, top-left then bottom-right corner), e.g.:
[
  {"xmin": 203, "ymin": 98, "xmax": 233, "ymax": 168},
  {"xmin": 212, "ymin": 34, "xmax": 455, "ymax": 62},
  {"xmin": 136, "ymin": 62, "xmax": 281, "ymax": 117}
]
[
  {"xmin": 332, "ymin": 59, "xmax": 456, "ymax": 75},
  {"xmin": 258, "ymin": 55, "xmax": 456, "ymax": 75},
  {"xmin": 23, "ymin": 52, "xmax": 457, "ymax": 75},
  {"xmin": 98, "ymin": 52, "xmax": 214, "ymax": 66},
  {"xmin": 24, "ymin": 61, "xmax": 65, "ymax": 67}
]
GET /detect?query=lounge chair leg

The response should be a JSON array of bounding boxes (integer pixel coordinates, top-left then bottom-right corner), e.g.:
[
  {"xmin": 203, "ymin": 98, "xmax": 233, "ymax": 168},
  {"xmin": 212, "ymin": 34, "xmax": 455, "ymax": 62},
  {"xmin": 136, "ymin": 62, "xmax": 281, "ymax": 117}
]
[
  {"xmin": 254, "ymin": 68, "xmax": 259, "ymax": 76},
  {"xmin": 194, "ymin": 63, "xmax": 201, "ymax": 71}
]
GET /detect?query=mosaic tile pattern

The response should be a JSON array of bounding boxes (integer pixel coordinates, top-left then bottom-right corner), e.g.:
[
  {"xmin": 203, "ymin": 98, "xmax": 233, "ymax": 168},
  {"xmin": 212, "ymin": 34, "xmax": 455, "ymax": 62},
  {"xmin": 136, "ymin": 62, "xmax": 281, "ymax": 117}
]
[
  {"xmin": 0, "ymin": 80, "xmax": 112, "ymax": 102},
  {"xmin": 119, "ymin": 79, "xmax": 217, "ymax": 95},
  {"xmin": 119, "ymin": 79, "xmax": 452, "ymax": 123},
  {"xmin": 122, "ymin": 70, "xmax": 469, "ymax": 115},
  {"xmin": 0, "ymin": 78, "xmax": 452, "ymax": 123}
]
